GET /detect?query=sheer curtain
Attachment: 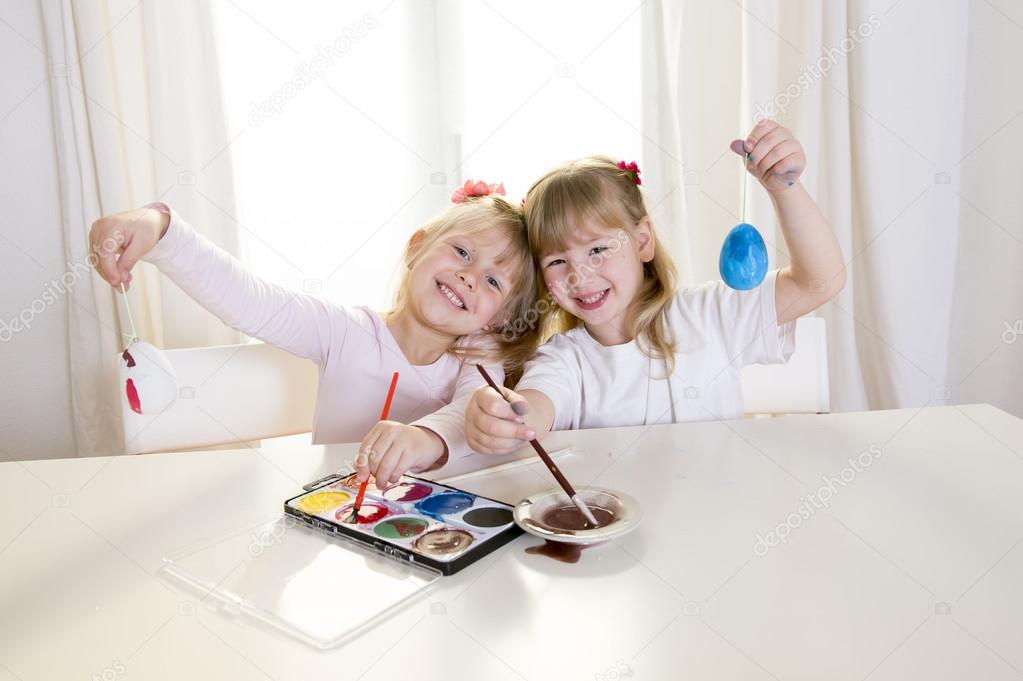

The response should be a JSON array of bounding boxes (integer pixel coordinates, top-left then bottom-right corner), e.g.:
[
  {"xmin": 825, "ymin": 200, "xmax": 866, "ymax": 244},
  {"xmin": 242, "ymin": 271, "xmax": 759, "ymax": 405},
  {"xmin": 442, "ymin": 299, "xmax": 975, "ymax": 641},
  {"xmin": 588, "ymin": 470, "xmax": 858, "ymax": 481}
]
[
  {"xmin": 41, "ymin": 0, "xmax": 242, "ymax": 456},
  {"xmin": 644, "ymin": 0, "xmax": 1020, "ymax": 417},
  {"xmin": 210, "ymin": 0, "xmax": 645, "ymax": 310},
  {"xmin": 946, "ymin": 0, "xmax": 1023, "ymax": 417}
]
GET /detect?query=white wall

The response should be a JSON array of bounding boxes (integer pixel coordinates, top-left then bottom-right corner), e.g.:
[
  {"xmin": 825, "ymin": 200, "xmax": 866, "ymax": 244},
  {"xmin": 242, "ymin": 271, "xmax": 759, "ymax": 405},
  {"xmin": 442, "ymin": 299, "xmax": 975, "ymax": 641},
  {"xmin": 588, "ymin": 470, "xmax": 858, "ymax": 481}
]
[{"xmin": 0, "ymin": 1, "xmax": 78, "ymax": 459}]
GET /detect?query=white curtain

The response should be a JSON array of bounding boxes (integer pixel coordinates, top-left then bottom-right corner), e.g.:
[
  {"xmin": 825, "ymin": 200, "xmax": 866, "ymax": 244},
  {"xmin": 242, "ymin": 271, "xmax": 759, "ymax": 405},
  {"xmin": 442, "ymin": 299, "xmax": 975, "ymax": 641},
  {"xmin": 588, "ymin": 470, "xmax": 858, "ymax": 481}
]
[
  {"xmin": 946, "ymin": 0, "xmax": 1023, "ymax": 417},
  {"xmin": 41, "ymin": 0, "xmax": 242, "ymax": 457},
  {"xmin": 645, "ymin": 0, "xmax": 1020, "ymax": 417}
]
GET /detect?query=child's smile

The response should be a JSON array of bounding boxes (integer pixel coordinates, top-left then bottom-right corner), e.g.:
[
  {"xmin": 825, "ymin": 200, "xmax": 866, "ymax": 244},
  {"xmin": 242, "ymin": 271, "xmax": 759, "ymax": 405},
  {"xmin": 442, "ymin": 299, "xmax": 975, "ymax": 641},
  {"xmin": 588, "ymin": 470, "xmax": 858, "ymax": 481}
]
[
  {"xmin": 573, "ymin": 288, "xmax": 610, "ymax": 311},
  {"xmin": 407, "ymin": 229, "xmax": 517, "ymax": 337},
  {"xmin": 435, "ymin": 279, "xmax": 467, "ymax": 310},
  {"xmin": 541, "ymin": 220, "xmax": 654, "ymax": 345}
]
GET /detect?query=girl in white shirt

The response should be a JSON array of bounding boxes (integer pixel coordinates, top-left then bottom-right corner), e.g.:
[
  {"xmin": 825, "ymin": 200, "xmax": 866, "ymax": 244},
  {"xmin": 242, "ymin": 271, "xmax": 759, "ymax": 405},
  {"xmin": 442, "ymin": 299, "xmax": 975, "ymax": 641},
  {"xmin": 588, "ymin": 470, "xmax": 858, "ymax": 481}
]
[{"xmin": 466, "ymin": 121, "xmax": 847, "ymax": 453}]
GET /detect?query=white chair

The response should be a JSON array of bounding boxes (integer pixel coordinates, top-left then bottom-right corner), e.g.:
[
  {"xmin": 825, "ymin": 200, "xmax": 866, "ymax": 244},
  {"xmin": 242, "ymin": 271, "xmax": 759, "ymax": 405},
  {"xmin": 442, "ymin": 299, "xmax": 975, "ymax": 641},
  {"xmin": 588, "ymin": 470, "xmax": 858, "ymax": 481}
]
[
  {"xmin": 119, "ymin": 342, "xmax": 318, "ymax": 454},
  {"xmin": 741, "ymin": 316, "xmax": 830, "ymax": 415}
]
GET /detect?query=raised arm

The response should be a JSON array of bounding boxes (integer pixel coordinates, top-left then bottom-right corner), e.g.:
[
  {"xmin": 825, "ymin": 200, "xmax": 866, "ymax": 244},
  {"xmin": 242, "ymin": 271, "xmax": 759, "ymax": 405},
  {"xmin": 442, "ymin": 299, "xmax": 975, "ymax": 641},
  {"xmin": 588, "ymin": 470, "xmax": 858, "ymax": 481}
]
[
  {"xmin": 90, "ymin": 202, "xmax": 344, "ymax": 363},
  {"xmin": 734, "ymin": 120, "xmax": 847, "ymax": 324}
]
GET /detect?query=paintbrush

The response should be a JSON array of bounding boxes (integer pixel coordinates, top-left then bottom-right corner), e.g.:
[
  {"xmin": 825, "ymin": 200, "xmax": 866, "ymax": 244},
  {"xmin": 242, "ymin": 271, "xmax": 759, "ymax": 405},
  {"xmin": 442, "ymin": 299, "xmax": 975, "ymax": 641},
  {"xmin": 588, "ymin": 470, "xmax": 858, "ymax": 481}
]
[
  {"xmin": 343, "ymin": 371, "xmax": 400, "ymax": 524},
  {"xmin": 474, "ymin": 364, "xmax": 600, "ymax": 528}
]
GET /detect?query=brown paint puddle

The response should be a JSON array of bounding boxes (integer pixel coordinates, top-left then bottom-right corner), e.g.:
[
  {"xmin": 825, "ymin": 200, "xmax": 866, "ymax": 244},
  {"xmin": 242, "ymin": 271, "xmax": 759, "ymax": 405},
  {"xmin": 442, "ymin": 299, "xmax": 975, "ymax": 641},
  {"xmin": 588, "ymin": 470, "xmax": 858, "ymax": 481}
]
[
  {"xmin": 525, "ymin": 540, "xmax": 586, "ymax": 563},
  {"xmin": 540, "ymin": 504, "xmax": 616, "ymax": 531}
]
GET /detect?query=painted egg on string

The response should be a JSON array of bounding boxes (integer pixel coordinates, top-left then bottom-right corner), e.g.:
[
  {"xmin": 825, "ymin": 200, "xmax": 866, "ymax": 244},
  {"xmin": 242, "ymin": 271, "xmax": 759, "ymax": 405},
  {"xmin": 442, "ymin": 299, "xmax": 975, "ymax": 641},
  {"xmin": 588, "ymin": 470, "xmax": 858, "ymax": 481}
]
[
  {"xmin": 119, "ymin": 341, "xmax": 178, "ymax": 415},
  {"xmin": 719, "ymin": 222, "xmax": 768, "ymax": 291}
]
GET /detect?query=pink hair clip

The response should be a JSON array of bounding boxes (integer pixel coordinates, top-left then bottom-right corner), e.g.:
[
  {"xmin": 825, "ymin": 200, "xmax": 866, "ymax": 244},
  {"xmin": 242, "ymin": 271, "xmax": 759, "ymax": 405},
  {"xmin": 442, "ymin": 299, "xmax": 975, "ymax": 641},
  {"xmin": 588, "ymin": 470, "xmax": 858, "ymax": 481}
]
[
  {"xmin": 617, "ymin": 160, "xmax": 642, "ymax": 186},
  {"xmin": 451, "ymin": 179, "xmax": 506, "ymax": 203}
]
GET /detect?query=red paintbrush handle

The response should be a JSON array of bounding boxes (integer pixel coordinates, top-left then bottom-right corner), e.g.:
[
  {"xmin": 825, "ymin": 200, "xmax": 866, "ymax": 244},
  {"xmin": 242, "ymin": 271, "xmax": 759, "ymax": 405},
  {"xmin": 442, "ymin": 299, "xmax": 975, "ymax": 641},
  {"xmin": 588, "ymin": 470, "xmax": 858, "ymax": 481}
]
[
  {"xmin": 353, "ymin": 479, "xmax": 369, "ymax": 510},
  {"xmin": 379, "ymin": 371, "xmax": 399, "ymax": 421},
  {"xmin": 355, "ymin": 371, "xmax": 400, "ymax": 512}
]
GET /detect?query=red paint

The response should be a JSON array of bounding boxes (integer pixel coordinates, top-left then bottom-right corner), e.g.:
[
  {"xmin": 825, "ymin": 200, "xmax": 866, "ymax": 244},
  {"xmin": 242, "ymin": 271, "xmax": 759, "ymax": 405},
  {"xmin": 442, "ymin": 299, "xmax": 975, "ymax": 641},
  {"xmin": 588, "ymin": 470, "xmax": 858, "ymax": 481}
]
[
  {"xmin": 125, "ymin": 378, "xmax": 142, "ymax": 414},
  {"xmin": 336, "ymin": 503, "xmax": 388, "ymax": 524},
  {"xmin": 122, "ymin": 349, "xmax": 136, "ymax": 367}
]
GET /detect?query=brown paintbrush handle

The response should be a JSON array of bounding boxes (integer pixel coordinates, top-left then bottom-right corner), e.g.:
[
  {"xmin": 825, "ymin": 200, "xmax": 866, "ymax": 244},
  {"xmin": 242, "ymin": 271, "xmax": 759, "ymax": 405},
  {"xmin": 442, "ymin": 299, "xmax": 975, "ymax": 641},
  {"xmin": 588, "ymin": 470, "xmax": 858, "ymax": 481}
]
[
  {"xmin": 476, "ymin": 363, "xmax": 579, "ymax": 499},
  {"xmin": 528, "ymin": 439, "xmax": 577, "ymax": 497}
]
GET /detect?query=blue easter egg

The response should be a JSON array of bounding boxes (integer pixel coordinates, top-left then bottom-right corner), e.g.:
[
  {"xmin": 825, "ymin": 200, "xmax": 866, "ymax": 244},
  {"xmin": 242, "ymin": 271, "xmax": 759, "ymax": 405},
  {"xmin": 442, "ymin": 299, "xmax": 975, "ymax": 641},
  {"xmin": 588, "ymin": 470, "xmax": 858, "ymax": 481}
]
[{"xmin": 719, "ymin": 223, "xmax": 768, "ymax": 290}]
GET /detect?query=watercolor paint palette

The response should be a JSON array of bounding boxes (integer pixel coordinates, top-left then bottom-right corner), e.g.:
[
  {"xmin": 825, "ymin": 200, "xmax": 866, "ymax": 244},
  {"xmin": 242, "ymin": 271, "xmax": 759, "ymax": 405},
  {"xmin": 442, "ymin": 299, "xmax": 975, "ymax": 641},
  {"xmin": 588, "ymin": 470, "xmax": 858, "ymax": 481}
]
[{"xmin": 284, "ymin": 471, "xmax": 522, "ymax": 575}]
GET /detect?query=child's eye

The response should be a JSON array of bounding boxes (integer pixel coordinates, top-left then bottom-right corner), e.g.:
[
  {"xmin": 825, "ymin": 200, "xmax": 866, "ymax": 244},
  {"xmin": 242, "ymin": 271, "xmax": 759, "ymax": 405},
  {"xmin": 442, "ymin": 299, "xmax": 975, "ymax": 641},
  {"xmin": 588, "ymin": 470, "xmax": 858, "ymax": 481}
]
[
  {"xmin": 454, "ymin": 245, "xmax": 470, "ymax": 260},
  {"xmin": 545, "ymin": 258, "xmax": 565, "ymax": 268},
  {"xmin": 486, "ymin": 276, "xmax": 501, "ymax": 291},
  {"xmin": 590, "ymin": 245, "xmax": 609, "ymax": 256}
]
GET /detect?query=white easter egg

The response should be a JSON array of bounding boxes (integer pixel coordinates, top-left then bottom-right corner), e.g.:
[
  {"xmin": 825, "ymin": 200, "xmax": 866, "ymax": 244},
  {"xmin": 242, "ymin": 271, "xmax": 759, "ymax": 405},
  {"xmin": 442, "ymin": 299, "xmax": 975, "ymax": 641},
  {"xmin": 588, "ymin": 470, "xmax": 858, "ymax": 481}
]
[{"xmin": 120, "ymin": 341, "xmax": 178, "ymax": 415}]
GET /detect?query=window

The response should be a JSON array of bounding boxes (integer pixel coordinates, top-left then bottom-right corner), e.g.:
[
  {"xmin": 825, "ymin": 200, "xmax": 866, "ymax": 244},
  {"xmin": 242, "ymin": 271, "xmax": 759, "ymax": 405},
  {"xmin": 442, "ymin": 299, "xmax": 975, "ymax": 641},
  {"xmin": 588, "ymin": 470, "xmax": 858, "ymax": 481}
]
[{"xmin": 213, "ymin": 1, "xmax": 642, "ymax": 309}]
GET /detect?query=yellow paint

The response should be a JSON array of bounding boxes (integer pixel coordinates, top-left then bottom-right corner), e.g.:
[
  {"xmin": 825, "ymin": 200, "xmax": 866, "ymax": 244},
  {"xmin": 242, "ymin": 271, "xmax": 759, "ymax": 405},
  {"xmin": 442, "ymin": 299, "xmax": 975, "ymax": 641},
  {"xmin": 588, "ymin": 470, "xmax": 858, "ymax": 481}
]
[{"xmin": 296, "ymin": 490, "xmax": 351, "ymax": 514}]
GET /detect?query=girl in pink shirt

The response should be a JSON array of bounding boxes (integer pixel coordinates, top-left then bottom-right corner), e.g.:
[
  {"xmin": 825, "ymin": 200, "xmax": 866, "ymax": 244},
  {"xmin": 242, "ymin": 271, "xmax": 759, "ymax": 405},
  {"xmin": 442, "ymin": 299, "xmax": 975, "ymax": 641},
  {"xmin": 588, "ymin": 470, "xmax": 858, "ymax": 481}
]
[{"xmin": 89, "ymin": 182, "xmax": 538, "ymax": 483}]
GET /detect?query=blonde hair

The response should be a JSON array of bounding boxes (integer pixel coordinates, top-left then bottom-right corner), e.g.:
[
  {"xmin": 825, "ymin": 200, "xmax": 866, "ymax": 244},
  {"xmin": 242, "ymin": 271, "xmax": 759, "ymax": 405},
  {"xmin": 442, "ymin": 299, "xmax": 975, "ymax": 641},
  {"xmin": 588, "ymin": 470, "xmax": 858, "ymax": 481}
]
[
  {"xmin": 390, "ymin": 194, "xmax": 539, "ymax": 383},
  {"xmin": 524, "ymin": 155, "xmax": 679, "ymax": 371}
]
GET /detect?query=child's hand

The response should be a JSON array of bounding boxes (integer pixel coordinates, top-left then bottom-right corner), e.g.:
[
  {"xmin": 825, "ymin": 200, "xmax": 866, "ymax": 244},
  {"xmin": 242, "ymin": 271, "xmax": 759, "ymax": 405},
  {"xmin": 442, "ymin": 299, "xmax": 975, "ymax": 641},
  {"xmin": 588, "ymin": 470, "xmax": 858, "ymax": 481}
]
[
  {"xmin": 731, "ymin": 120, "xmax": 806, "ymax": 193},
  {"xmin": 355, "ymin": 422, "xmax": 446, "ymax": 486},
  {"xmin": 89, "ymin": 207, "xmax": 170, "ymax": 289},
  {"xmin": 465, "ymin": 384, "xmax": 534, "ymax": 455}
]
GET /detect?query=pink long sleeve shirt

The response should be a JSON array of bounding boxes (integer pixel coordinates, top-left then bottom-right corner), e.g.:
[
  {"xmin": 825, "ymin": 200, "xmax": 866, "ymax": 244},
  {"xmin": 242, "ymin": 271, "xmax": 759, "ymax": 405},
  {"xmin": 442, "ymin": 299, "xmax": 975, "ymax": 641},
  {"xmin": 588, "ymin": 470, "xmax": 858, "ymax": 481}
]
[{"xmin": 143, "ymin": 203, "xmax": 502, "ymax": 475}]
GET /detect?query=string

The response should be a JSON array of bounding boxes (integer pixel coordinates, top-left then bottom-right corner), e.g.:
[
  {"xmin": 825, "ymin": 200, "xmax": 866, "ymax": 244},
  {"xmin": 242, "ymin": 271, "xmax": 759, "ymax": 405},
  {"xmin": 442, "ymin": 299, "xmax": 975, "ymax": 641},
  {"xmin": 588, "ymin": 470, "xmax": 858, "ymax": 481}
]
[
  {"xmin": 119, "ymin": 282, "xmax": 139, "ymax": 345},
  {"xmin": 741, "ymin": 151, "xmax": 750, "ymax": 225}
]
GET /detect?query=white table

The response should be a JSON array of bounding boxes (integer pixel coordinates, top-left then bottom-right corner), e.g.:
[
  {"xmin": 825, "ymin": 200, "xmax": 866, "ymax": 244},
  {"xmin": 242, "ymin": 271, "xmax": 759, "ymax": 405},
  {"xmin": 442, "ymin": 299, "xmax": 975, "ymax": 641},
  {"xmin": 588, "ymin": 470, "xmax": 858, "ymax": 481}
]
[{"xmin": 2, "ymin": 404, "xmax": 1022, "ymax": 680}]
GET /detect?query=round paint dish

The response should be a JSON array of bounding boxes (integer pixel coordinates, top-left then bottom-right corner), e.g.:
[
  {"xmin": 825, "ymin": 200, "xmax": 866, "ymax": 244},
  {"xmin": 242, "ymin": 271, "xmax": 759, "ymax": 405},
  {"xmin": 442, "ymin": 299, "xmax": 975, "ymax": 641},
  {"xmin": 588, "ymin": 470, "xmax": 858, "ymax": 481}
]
[
  {"xmin": 461, "ymin": 506, "xmax": 514, "ymax": 528},
  {"xmin": 513, "ymin": 488, "xmax": 642, "ymax": 545},
  {"xmin": 415, "ymin": 492, "xmax": 474, "ymax": 519},
  {"xmin": 382, "ymin": 482, "xmax": 433, "ymax": 502},
  {"xmin": 334, "ymin": 502, "xmax": 389, "ymax": 525},
  {"xmin": 295, "ymin": 490, "xmax": 351, "ymax": 515},
  {"xmin": 413, "ymin": 528, "xmax": 475, "ymax": 556},
  {"xmin": 373, "ymin": 516, "xmax": 430, "ymax": 539}
]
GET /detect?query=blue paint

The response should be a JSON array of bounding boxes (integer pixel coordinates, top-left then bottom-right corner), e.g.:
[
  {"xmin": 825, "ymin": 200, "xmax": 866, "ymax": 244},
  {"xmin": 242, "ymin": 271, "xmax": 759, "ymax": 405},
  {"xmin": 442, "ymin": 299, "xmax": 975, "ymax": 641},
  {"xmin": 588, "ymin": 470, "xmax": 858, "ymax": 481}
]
[
  {"xmin": 416, "ymin": 492, "xmax": 474, "ymax": 520},
  {"xmin": 719, "ymin": 222, "xmax": 768, "ymax": 290}
]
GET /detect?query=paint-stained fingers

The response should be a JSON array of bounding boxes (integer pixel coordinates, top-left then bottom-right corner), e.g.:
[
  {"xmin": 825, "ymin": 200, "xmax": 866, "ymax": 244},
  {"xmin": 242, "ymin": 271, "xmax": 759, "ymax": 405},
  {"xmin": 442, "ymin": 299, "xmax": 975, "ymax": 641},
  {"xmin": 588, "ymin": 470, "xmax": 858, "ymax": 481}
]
[
  {"xmin": 499, "ymin": 387, "xmax": 530, "ymax": 416},
  {"xmin": 477, "ymin": 386, "xmax": 522, "ymax": 422},
  {"xmin": 748, "ymin": 128, "xmax": 788, "ymax": 168},
  {"xmin": 752, "ymin": 135, "xmax": 796, "ymax": 177},
  {"xmin": 761, "ymin": 148, "xmax": 804, "ymax": 184}
]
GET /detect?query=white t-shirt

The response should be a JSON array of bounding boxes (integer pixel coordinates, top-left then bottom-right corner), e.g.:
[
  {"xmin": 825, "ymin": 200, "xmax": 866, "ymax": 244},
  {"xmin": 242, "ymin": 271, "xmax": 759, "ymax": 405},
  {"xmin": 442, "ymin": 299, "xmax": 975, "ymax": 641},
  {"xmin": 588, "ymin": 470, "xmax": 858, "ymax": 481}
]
[{"xmin": 516, "ymin": 269, "xmax": 796, "ymax": 430}]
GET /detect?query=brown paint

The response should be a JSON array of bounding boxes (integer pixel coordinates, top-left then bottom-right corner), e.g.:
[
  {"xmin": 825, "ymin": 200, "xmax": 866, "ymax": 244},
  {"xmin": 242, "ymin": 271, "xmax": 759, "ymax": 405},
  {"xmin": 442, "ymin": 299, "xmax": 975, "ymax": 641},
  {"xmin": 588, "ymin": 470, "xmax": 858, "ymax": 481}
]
[
  {"xmin": 413, "ymin": 528, "xmax": 474, "ymax": 556},
  {"xmin": 525, "ymin": 540, "xmax": 590, "ymax": 564},
  {"xmin": 540, "ymin": 504, "xmax": 615, "ymax": 531}
]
